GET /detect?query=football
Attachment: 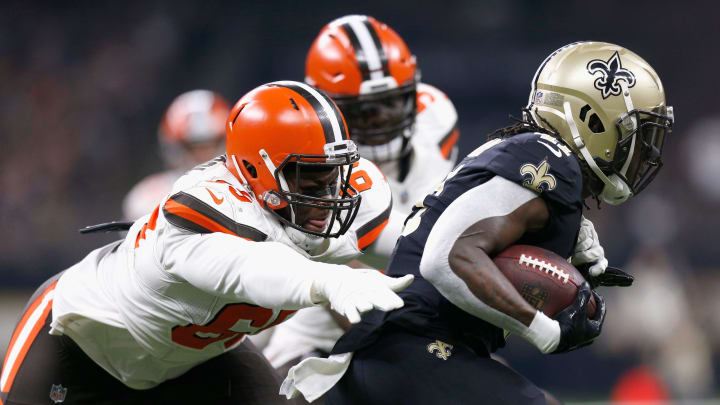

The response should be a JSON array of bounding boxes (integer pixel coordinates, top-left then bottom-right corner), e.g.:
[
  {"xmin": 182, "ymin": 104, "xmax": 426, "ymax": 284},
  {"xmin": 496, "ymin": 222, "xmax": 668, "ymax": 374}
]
[{"xmin": 494, "ymin": 245, "xmax": 597, "ymax": 318}]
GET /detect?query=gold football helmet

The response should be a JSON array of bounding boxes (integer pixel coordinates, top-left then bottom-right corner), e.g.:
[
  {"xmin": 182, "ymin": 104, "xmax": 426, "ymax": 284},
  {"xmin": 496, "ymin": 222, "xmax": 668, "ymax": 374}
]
[{"xmin": 525, "ymin": 42, "xmax": 674, "ymax": 205}]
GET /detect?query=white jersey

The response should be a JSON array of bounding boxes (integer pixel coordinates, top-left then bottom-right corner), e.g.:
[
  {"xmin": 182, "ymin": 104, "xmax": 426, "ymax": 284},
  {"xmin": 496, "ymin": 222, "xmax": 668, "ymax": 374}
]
[
  {"xmin": 367, "ymin": 83, "xmax": 459, "ymax": 262},
  {"xmin": 49, "ymin": 155, "xmax": 391, "ymax": 389},
  {"xmin": 122, "ymin": 170, "xmax": 181, "ymax": 220},
  {"xmin": 263, "ymin": 83, "xmax": 459, "ymax": 367}
]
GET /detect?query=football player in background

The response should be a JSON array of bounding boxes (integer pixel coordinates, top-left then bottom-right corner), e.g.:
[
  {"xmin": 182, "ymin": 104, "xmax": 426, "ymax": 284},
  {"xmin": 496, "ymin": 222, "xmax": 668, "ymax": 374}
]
[
  {"xmin": 262, "ymin": 16, "xmax": 460, "ymax": 391},
  {"xmin": 123, "ymin": 89, "xmax": 230, "ymax": 220},
  {"xmin": 305, "ymin": 15, "xmax": 460, "ymax": 264},
  {"xmin": 282, "ymin": 42, "xmax": 673, "ymax": 404},
  {"xmin": 0, "ymin": 81, "xmax": 412, "ymax": 405}
]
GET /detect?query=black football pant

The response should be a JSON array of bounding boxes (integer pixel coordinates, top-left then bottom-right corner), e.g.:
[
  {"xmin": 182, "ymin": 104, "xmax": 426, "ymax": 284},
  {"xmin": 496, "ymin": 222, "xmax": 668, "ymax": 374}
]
[
  {"xmin": 325, "ymin": 327, "xmax": 547, "ymax": 405},
  {"xmin": 0, "ymin": 273, "xmax": 297, "ymax": 405}
]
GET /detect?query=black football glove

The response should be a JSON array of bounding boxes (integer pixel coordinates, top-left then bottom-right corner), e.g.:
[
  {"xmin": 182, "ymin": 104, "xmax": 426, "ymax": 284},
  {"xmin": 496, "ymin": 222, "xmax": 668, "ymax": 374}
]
[
  {"xmin": 552, "ymin": 282, "xmax": 606, "ymax": 354},
  {"xmin": 577, "ymin": 264, "xmax": 634, "ymax": 288}
]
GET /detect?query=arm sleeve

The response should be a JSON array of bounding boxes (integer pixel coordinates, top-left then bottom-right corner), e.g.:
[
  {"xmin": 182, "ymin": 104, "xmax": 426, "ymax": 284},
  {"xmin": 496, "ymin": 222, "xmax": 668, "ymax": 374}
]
[
  {"xmin": 162, "ymin": 231, "xmax": 349, "ymax": 310},
  {"xmin": 418, "ymin": 175, "xmax": 540, "ymax": 336}
]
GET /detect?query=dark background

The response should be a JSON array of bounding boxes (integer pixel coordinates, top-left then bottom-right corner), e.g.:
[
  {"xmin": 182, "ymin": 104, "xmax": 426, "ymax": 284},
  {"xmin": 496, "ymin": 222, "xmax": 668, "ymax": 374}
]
[{"xmin": 1, "ymin": 1, "xmax": 719, "ymax": 401}]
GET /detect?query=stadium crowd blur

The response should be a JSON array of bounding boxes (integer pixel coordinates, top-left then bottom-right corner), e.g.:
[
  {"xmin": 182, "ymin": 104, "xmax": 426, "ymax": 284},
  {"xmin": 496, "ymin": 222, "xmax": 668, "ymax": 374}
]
[{"xmin": 1, "ymin": 1, "xmax": 719, "ymax": 402}]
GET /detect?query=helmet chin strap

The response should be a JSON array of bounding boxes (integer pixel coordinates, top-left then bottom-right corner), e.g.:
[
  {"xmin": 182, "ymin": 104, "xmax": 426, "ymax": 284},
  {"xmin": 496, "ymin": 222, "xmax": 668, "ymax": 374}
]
[
  {"xmin": 259, "ymin": 149, "xmax": 295, "ymax": 223},
  {"xmin": 563, "ymin": 101, "xmax": 632, "ymax": 205},
  {"xmin": 618, "ymin": 81, "xmax": 637, "ymax": 177},
  {"xmin": 285, "ymin": 225, "xmax": 328, "ymax": 254}
]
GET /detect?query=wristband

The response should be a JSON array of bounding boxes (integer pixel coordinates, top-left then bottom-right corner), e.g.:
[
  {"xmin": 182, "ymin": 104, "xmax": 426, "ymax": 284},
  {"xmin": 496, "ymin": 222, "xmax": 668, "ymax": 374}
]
[{"xmin": 522, "ymin": 310, "xmax": 560, "ymax": 354}]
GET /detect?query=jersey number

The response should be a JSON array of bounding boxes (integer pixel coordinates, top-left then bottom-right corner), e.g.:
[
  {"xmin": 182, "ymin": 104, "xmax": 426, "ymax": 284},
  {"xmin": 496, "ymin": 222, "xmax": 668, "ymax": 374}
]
[
  {"xmin": 347, "ymin": 162, "xmax": 374, "ymax": 194},
  {"xmin": 171, "ymin": 303, "xmax": 295, "ymax": 350},
  {"xmin": 349, "ymin": 170, "xmax": 373, "ymax": 193}
]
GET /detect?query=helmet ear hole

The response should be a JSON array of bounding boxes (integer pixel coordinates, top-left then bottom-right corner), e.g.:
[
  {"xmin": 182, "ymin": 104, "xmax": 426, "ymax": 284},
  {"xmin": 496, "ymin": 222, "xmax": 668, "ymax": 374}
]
[
  {"xmin": 579, "ymin": 104, "xmax": 592, "ymax": 122},
  {"xmin": 243, "ymin": 160, "xmax": 258, "ymax": 178},
  {"xmin": 588, "ymin": 113, "xmax": 605, "ymax": 133}
]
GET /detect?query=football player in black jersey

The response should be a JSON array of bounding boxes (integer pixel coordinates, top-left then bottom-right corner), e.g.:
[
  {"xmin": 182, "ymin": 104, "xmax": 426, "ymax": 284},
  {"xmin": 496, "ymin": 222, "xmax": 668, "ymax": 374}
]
[{"xmin": 280, "ymin": 41, "xmax": 674, "ymax": 405}]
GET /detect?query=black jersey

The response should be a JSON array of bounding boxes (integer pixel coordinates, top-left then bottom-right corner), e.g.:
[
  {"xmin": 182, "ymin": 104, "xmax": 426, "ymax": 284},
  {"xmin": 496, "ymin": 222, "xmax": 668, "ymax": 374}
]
[{"xmin": 333, "ymin": 132, "xmax": 583, "ymax": 356}]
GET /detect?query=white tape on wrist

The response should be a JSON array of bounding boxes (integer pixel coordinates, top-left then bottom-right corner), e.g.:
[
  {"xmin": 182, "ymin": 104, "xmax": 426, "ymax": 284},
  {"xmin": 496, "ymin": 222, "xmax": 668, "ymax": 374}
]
[{"xmin": 523, "ymin": 311, "xmax": 560, "ymax": 354}]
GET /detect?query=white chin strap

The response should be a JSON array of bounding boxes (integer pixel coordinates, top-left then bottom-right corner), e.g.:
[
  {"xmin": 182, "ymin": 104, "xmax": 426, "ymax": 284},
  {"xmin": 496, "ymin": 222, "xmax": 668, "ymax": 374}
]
[
  {"xmin": 285, "ymin": 226, "xmax": 328, "ymax": 253},
  {"xmin": 618, "ymin": 81, "xmax": 638, "ymax": 177},
  {"xmin": 563, "ymin": 102, "xmax": 632, "ymax": 205}
]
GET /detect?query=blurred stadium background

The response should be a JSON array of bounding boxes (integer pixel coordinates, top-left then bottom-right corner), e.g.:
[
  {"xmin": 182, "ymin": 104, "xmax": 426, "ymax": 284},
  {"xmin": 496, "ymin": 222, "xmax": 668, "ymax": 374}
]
[{"xmin": 1, "ymin": 1, "xmax": 719, "ymax": 403}]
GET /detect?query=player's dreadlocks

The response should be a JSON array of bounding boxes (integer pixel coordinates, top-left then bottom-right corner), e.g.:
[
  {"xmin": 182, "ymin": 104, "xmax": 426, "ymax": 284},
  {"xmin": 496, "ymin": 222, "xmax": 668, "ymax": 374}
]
[
  {"xmin": 488, "ymin": 107, "xmax": 558, "ymax": 141},
  {"xmin": 488, "ymin": 107, "xmax": 602, "ymax": 209}
]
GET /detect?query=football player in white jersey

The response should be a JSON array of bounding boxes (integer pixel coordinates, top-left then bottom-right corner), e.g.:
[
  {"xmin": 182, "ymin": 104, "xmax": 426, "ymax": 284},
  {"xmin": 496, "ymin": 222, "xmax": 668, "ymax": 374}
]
[
  {"xmin": 304, "ymin": 15, "xmax": 460, "ymax": 263},
  {"xmin": 0, "ymin": 81, "xmax": 412, "ymax": 405},
  {"xmin": 261, "ymin": 15, "xmax": 459, "ymax": 400},
  {"xmin": 123, "ymin": 89, "xmax": 231, "ymax": 220}
]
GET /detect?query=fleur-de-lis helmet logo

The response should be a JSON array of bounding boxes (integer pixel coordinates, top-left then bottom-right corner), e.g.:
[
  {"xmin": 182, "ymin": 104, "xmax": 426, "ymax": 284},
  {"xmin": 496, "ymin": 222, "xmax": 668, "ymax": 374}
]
[{"xmin": 586, "ymin": 51, "xmax": 636, "ymax": 99}]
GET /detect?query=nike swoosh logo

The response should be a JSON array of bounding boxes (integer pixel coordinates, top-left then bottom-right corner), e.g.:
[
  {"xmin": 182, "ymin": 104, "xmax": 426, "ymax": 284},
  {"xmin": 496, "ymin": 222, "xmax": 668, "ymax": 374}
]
[
  {"xmin": 206, "ymin": 188, "xmax": 224, "ymax": 205},
  {"xmin": 537, "ymin": 140, "xmax": 562, "ymax": 158}
]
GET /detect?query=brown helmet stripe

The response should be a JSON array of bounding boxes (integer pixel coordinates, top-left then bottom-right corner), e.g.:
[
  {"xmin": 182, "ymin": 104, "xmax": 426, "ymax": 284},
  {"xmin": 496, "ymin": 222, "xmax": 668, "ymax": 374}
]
[{"xmin": 271, "ymin": 81, "xmax": 347, "ymax": 144}]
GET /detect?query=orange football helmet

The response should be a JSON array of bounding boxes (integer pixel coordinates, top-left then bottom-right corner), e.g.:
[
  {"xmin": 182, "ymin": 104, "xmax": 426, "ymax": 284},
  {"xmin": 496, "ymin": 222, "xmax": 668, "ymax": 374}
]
[
  {"xmin": 159, "ymin": 90, "xmax": 230, "ymax": 170},
  {"xmin": 226, "ymin": 81, "xmax": 361, "ymax": 237},
  {"xmin": 306, "ymin": 15, "xmax": 419, "ymax": 162}
]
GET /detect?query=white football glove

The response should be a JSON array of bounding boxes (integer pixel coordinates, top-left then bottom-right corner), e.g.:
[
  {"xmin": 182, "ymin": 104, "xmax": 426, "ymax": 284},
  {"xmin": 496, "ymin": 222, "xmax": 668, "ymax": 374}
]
[
  {"xmin": 571, "ymin": 216, "xmax": 608, "ymax": 277},
  {"xmin": 310, "ymin": 268, "xmax": 414, "ymax": 323}
]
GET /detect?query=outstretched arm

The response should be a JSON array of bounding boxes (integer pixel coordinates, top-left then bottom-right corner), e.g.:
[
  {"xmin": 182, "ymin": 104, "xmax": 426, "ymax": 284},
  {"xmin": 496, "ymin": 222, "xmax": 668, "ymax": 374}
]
[{"xmin": 164, "ymin": 231, "xmax": 412, "ymax": 323}]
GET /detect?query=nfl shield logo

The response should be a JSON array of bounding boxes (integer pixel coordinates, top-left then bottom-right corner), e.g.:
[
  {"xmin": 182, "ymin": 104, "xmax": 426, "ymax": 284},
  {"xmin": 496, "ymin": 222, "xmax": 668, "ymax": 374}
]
[
  {"xmin": 534, "ymin": 91, "xmax": 544, "ymax": 104},
  {"xmin": 49, "ymin": 384, "xmax": 67, "ymax": 403}
]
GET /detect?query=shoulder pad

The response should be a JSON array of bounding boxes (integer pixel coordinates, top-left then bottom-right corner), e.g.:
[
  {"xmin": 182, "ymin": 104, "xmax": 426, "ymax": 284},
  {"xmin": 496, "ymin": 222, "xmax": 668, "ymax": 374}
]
[
  {"xmin": 414, "ymin": 83, "xmax": 459, "ymax": 160},
  {"xmin": 350, "ymin": 158, "xmax": 393, "ymax": 250},
  {"xmin": 416, "ymin": 83, "xmax": 453, "ymax": 115},
  {"xmin": 463, "ymin": 133, "xmax": 582, "ymax": 209},
  {"xmin": 170, "ymin": 155, "xmax": 228, "ymax": 194},
  {"xmin": 161, "ymin": 182, "xmax": 269, "ymax": 241}
]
